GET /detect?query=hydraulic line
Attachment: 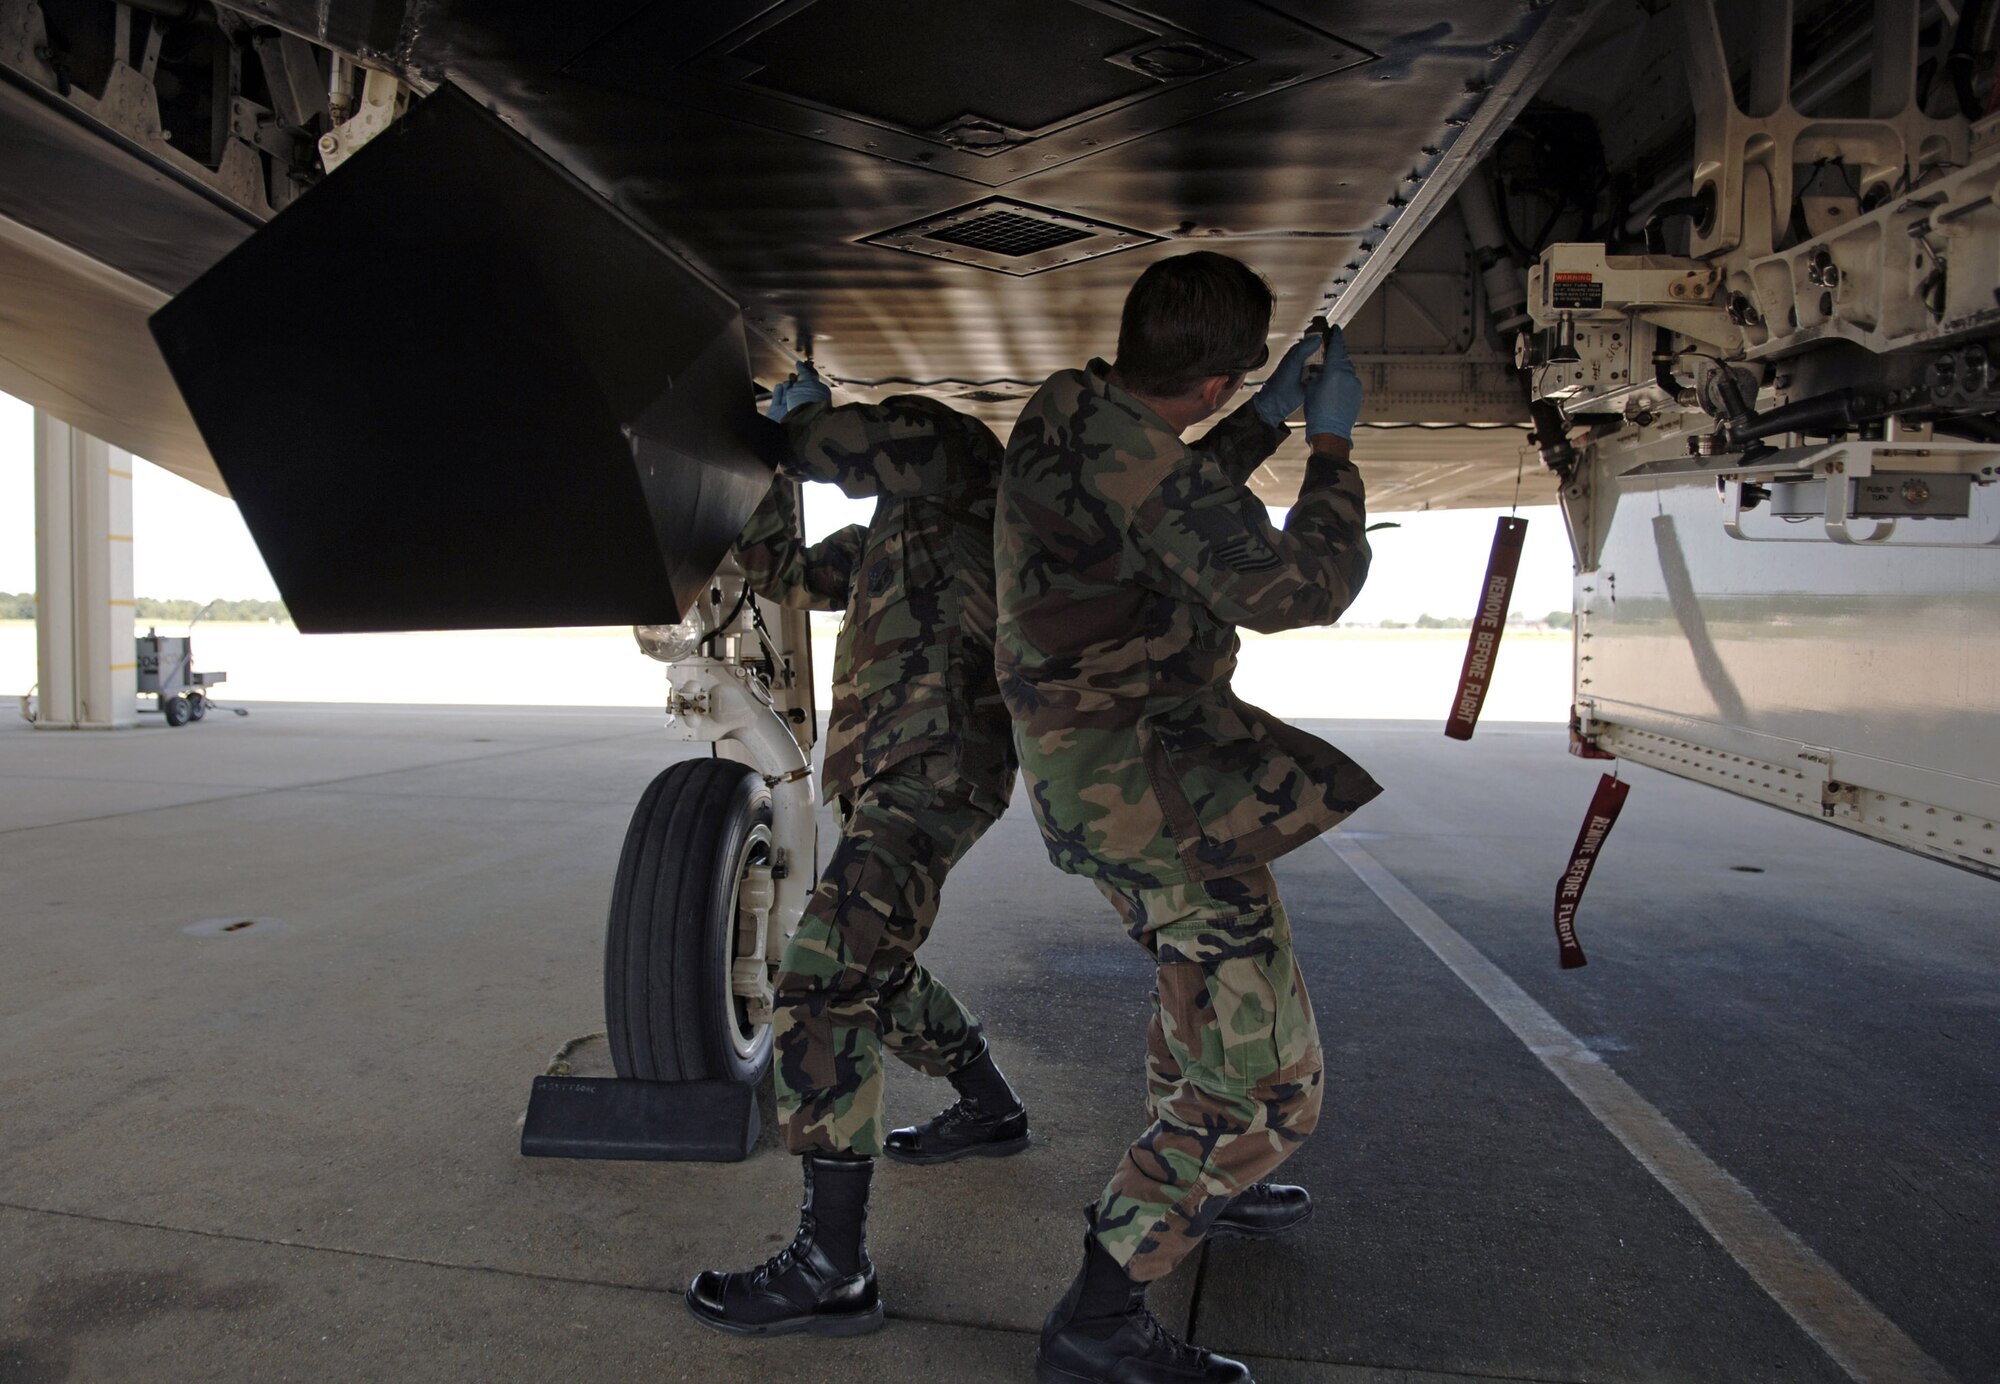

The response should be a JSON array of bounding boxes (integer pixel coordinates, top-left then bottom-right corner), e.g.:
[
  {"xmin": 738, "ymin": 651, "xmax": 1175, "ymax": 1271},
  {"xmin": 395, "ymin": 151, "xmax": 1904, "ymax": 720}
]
[
  {"xmin": 1642, "ymin": 194, "xmax": 1713, "ymax": 253},
  {"xmin": 1944, "ymin": 0, "xmax": 2000, "ymax": 120},
  {"xmin": 1653, "ymin": 328, "xmax": 1682, "ymax": 398},
  {"xmin": 1529, "ymin": 397, "xmax": 1578, "ymax": 481},
  {"xmin": 1933, "ymin": 413, "xmax": 2000, "ymax": 442},
  {"xmin": 1723, "ymin": 387, "xmax": 1871, "ymax": 448}
]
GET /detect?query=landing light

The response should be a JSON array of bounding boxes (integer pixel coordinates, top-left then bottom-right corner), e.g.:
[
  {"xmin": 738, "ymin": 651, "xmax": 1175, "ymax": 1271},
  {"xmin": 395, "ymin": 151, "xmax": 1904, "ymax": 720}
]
[{"xmin": 634, "ymin": 613, "xmax": 707, "ymax": 663}]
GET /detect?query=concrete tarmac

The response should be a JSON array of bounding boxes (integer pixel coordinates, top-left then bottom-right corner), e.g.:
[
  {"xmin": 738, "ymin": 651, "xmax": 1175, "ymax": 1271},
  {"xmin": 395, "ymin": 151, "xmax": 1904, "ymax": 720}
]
[{"xmin": 1, "ymin": 706, "xmax": 1993, "ymax": 1382}]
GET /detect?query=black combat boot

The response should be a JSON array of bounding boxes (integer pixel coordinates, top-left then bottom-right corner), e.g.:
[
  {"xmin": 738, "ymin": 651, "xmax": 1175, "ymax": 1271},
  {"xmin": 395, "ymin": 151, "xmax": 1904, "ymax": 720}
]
[
  {"xmin": 1036, "ymin": 1221, "xmax": 1252, "ymax": 1384},
  {"xmin": 883, "ymin": 1043, "xmax": 1030, "ymax": 1165},
  {"xmin": 1209, "ymin": 1182, "xmax": 1314, "ymax": 1240},
  {"xmin": 684, "ymin": 1153, "xmax": 883, "ymax": 1337}
]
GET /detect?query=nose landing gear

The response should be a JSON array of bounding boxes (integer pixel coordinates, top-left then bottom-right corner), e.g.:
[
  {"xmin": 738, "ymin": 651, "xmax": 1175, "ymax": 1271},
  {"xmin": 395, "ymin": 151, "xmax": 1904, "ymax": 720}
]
[{"xmin": 604, "ymin": 758, "xmax": 779, "ymax": 1085}]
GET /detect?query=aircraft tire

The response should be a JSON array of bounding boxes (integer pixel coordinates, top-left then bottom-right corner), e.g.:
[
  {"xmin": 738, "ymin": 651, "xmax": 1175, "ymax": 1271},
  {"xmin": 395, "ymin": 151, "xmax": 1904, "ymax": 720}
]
[{"xmin": 605, "ymin": 758, "xmax": 775, "ymax": 1084}]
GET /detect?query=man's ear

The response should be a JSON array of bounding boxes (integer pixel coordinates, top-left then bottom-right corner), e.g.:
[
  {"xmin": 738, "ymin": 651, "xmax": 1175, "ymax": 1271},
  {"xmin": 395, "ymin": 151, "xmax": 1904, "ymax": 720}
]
[{"xmin": 1199, "ymin": 372, "xmax": 1243, "ymax": 413}]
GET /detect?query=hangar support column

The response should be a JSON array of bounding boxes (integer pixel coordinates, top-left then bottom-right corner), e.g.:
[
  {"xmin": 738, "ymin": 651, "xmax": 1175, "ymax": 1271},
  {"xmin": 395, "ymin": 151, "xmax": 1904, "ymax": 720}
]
[{"xmin": 34, "ymin": 411, "xmax": 135, "ymax": 729}]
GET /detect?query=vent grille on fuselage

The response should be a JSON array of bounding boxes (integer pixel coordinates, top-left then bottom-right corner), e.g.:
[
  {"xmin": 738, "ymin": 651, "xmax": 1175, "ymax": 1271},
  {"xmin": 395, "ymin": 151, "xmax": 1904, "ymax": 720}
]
[
  {"xmin": 925, "ymin": 211, "xmax": 1094, "ymax": 258},
  {"xmin": 861, "ymin": 197, "xmax": 1159, "ymax": 276}
]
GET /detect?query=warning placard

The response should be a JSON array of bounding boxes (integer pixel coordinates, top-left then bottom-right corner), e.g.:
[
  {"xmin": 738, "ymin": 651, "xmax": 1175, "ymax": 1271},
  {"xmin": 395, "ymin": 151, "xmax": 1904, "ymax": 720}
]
[{"xmin": 1551, "ymin": 272, "xmax": 1603, "ymax": 310}]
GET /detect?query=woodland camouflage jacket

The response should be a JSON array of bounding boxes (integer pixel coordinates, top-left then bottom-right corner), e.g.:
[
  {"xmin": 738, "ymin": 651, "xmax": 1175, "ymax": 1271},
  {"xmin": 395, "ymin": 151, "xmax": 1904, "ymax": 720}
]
[
  {"xmin": 995, "ymin": 361, "xmax": 1381, "ymax": 889},
  {"xmin": 736, "ymin": 396, "xmax": 1017, "ymax": 815}
]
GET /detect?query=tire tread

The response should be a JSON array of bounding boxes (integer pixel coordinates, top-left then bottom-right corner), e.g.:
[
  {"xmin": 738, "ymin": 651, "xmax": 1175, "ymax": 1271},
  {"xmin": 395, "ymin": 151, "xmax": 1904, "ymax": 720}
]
[{"xmin": 605, "ymin": 759, "xmax": 772, "ymax": 1083}]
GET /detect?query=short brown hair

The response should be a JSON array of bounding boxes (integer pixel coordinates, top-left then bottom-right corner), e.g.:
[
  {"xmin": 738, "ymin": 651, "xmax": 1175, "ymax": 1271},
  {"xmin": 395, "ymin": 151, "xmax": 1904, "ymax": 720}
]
[{"xmin": 1112, "ymin": 251, "xmax": 1274, "ymax": 397}]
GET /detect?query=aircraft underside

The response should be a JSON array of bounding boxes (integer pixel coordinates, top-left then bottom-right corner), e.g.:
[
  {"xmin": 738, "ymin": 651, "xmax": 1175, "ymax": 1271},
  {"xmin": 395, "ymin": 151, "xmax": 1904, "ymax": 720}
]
[{"xmin": 3, "ymin": 0, "xmax": 1996, "ymax": 1087}]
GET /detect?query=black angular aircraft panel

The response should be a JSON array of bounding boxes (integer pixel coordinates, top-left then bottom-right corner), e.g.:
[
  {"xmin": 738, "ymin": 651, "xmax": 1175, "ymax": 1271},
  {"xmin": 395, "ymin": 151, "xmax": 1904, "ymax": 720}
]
[{"xmin": 149, "ymin": 84, "xmax": 778, "ymax": 633}]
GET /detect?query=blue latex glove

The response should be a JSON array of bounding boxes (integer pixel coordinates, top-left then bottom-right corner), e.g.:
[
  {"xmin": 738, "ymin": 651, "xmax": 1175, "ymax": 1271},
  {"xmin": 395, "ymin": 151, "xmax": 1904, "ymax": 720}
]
[
  {"xmin": 765, "ymin": 360, "xmax": 832, "ymax": 421},
  {"xmin": 1304, "ymin": 325, "xmax": 1363, "ymax": 442},
  {"xmin": 1252, "ymin": 332, "xmax": 1319, "ymax": 427}
]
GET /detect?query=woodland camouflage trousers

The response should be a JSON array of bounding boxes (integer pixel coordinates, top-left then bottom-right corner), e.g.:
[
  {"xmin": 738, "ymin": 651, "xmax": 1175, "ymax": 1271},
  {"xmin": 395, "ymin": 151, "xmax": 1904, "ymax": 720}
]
[
  {"xmin": 1091, "ymin": 865, "xmax": 1324, "ymax": 1281},
  {"xmin": 773, "ymin": 754, "xmax": 1000, "ymax": 1156}
]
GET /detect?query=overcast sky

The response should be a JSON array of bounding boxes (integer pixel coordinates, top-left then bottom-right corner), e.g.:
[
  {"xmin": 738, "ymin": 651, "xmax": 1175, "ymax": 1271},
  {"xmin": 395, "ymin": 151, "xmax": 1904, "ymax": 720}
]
[{"xmin": 1, "ymin": 390, "xmax": 1575, "ymax": 623}]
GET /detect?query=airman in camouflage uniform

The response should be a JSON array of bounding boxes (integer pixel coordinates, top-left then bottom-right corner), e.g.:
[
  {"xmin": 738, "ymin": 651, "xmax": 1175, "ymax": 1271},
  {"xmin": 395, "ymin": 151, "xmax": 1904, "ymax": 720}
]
[
  {"xmin": 996, "ymin": 252, "xmax": 1379, "ymax": 1384},
  {"xmin": 686, "ymin": 371, "xmax": 1027, "ymax": 1340}
]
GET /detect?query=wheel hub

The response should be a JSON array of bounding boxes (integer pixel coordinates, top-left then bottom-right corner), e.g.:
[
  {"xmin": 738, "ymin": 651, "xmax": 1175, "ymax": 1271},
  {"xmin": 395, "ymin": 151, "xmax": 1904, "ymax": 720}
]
[{"xmin": 724, "ymin": 827, "xmax": 777, "ymax": 1059}]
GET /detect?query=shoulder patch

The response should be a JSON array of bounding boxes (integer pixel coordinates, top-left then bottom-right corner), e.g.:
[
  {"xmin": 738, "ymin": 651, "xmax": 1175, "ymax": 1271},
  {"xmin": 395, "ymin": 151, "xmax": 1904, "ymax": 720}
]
[{"xmin": 1210, "ymin": 532, "xmax": 1283, "ymax": 573}]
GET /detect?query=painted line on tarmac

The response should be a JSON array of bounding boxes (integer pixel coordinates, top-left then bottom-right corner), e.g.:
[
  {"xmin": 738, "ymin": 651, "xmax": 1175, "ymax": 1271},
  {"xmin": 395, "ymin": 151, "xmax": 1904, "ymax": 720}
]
[{"xmin": 1321, "ymin": 832, "xmax": 1956, "ymax": 1384}]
